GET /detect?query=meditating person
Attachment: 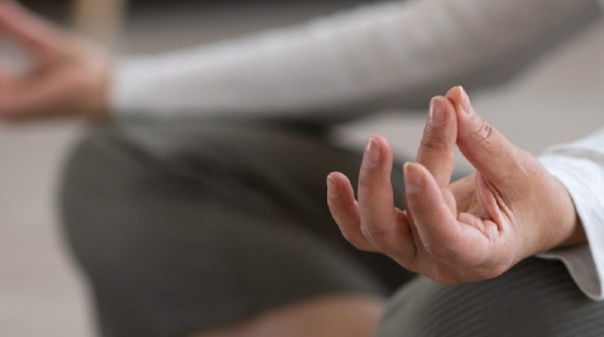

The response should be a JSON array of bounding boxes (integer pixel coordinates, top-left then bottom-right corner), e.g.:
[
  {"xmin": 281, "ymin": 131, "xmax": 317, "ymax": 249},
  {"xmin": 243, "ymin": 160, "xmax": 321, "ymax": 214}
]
[{"xmin": 1, "ymin": 0, "xmax": 603, "ymax": 336}]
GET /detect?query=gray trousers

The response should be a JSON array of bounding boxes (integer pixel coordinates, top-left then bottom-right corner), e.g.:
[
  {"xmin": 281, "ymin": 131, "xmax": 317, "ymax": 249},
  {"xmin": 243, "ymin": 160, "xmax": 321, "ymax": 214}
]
[{"xmin": 59, "ymin": 120, "xmax": 604, "ymax": 337}]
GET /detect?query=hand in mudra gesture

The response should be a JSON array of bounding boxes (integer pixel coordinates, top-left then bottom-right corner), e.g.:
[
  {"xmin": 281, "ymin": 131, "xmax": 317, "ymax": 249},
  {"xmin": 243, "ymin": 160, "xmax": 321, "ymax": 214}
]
[
  {"xmin": 327, "ymin": 86, "xmax": 585, "ymax": 283},
  {"xmin": 0, "ymin": 1, "xmax": 110, "ymax": 122}
]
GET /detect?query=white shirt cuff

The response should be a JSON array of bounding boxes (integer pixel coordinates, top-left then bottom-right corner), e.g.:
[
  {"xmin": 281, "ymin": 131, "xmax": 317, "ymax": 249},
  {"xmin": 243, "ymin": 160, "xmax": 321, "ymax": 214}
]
[{"xmin": 539, "ymin": 155, "xmax": 604, "ymax": 300}]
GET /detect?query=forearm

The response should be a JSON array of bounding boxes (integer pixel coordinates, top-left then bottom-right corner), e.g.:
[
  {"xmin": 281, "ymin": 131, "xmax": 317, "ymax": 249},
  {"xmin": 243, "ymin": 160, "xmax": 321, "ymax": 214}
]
[{"xmin": 112, "ymin": 0, "xmax": 601, "ymax": 122}]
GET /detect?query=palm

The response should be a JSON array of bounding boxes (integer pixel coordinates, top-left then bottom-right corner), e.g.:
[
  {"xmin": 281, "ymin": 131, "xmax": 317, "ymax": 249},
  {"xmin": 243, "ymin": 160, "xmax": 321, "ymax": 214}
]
[
  {"xmin": 403, "ymin": 172, "xmax": 513, "ymax": 283},
  {"xmin": 451, "ymin": 173, "xmax": 494, "ymax": 219}
]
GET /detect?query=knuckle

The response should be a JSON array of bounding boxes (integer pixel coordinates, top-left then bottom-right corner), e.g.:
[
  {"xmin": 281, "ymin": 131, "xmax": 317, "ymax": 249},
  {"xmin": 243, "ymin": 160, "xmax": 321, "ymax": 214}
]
[
  {"xmin": 357, "ymin": 172, "xmax": 373, "ymax": 190},
  {"xmin": 420, "ymin": 137, "xmax": 447, "ymax": 154},
  {"xmin": 360, "ymin": 221, "xmax": 389, "ymax": 245},
  {"xmin": 471, "ymin": 120, "xmax": 496, "ymax": 147},
  {"xmin": 420, "ymin": 128, "xmax": 448, "ymax": 153},
  {"xmin": 358, "ymin": 170, "xmax": 388, "ymax": 192}
]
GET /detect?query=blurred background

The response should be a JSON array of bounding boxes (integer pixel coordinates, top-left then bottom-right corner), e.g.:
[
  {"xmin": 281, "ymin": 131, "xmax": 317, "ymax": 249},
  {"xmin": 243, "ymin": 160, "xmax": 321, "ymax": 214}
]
[{"xmin": 1, "ymin": 0, "xmax": 604, "ymax": 336}]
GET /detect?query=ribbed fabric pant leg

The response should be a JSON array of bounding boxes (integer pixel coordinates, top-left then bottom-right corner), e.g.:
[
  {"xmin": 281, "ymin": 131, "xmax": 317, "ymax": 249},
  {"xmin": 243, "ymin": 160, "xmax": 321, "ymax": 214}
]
[{"xmin": 377, "ymin": 257, "xmax": 604, "ymax": 337}]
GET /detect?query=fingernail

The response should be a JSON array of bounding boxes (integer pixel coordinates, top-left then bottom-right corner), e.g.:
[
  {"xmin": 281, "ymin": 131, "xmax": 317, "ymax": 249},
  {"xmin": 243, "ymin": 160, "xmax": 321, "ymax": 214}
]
[
  {"xmin": 459, "ymin": 86, "xmax": 474, "ymax": 117},
  {"xmin": 363, "ymin": 137, "xmax": 381, "ymax": 168},
  {"xmin": 404, "ymin": 162, "xmax": 422, "ymax": 194},
  {"xmin": 429, "ymin": 97, "xmax": 446, "ymax": 125},
  {"xmin": 326, "ymin": 174, "xmax": 339, "ymax": 197}
]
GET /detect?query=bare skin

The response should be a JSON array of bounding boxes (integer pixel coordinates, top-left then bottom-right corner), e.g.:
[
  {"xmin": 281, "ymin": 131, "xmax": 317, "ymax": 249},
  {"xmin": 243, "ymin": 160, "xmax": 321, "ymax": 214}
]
[
  {"xmin": 327, "ymin": 86, "xmax": 586, "ymax": 284},
  {"xmin": 1, "ymin": 2, "xmax": 588, "ymax": 335},
  {"xmin": 193, "ymin": 295, "xmax": 384, "ymax": 337},
  {"xmin": 0, "ymin": 1, "xmax": 110, "ymax": 121}
]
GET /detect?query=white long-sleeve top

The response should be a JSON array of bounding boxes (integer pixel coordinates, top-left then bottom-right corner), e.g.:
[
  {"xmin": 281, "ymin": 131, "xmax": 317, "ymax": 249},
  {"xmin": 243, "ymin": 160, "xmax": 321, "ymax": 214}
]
[
  {"xmin": 540, "ymin": 132, "xmax": 604, "ymax": 301},
  {"xmin": 110, "ymin": 0, "xmax": 604, "ymax": 299},
  {"xmin": 112, "ymin": 0, "xmax": 602, "ymax": 123}
]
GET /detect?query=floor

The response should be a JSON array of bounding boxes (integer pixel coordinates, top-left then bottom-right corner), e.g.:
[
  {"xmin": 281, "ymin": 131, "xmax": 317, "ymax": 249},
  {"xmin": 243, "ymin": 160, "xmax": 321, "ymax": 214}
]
[{"xmin": 1, "ymin": 2, "xmax": 604, "ymax": 336}]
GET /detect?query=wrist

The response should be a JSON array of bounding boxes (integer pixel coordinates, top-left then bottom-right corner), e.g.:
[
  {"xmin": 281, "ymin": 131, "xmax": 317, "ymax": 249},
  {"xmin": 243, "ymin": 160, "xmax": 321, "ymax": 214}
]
[
  {"xmin": 67, "ymin": 37, "xmax": 113, "ymax": 119},
  {"xmin": 518, "ymin": 166, "xmax": 585, "ymax": 260},
  {"xmin": 554, "ymin": 177, "xmax": 586, "ymax": 248},
  {"xmin": 542, "ymin": 176, "xmax": 586, "ymax": 252},
  {"xmin": 82, "ymin": 49, "xmax": 112, "ymax": 119},
  {"xmin": 88, "ymin": 56, "xmax": 112, "ymax": 118}
]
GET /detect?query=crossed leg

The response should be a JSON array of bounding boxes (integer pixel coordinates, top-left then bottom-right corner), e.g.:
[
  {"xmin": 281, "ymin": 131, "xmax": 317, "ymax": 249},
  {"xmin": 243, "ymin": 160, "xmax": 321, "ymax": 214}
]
[{"xmin": 59, "ymin": 119, "xmax": 414, "ymax": 337}]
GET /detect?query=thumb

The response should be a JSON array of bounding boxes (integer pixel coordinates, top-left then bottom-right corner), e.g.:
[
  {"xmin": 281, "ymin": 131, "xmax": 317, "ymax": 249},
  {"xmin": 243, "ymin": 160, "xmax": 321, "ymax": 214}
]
[
  {"xmin": 446, "ymin": 86, "xmax": 525, "ymax": 186},
  {"xmin": 0, "ymin": 1, "xmax": 64, "ymax": 56}
]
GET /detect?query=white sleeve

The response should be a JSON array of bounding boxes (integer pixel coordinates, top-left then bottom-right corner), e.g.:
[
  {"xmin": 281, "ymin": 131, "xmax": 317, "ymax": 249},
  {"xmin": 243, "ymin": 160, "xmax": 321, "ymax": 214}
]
[
  {"xmin": 111, "ymin": 0, "xmax": 600, "ymax": 122},
  {"xmin": 539, "ymin": 128, "xmax": 604, "ymax": 301}
]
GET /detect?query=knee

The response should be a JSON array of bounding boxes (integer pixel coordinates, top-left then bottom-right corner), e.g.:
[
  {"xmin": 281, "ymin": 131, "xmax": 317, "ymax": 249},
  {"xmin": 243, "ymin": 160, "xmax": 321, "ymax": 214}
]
[
  {"xmin": 59, "ymin": 121, "xmax": 224, "ymax": 202},
  {"xmin": 377, "ymin": 258, "xmax": 604, "ymax": 337},
  {"xmin": 60, "ymin": 123, "xmax": 136, "ymax": 200}
]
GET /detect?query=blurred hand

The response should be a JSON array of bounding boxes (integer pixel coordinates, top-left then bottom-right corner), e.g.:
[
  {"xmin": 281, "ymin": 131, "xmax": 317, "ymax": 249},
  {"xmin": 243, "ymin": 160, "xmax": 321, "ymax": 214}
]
[
  {"xmin": 327, "ymin": 86, "xmax": 585, "ymax": 284},
  {"xmin": 0, "ymin": 1, "xmax": 111, "ymax": 121}
]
